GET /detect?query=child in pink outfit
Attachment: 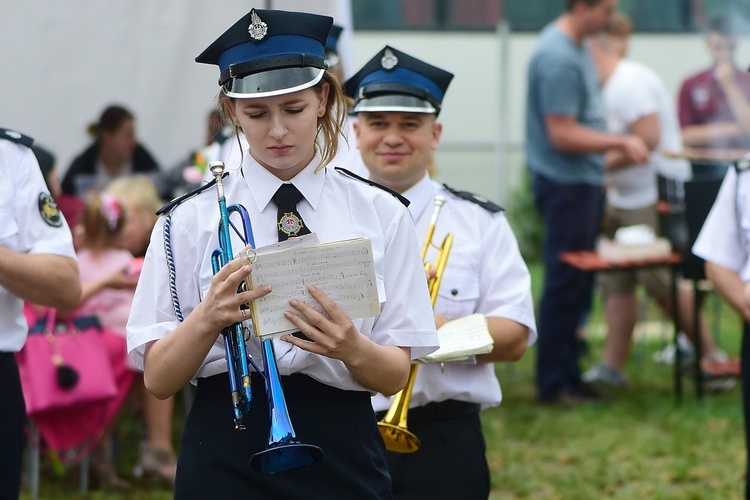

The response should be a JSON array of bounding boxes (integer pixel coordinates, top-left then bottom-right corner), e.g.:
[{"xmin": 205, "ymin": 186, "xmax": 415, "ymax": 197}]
[{"xmin": 74, "ymin": 192, "xmax": 139, "ymax": 489}]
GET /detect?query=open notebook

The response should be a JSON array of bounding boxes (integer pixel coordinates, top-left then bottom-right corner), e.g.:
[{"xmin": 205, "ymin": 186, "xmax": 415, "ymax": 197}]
[{"xmin": 417, "ymin": 313, "xmax": 494, "ymax": 364}]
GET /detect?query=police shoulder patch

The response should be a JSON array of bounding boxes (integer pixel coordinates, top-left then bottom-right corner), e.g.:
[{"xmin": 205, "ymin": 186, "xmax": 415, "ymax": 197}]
[
  {"xmin": 442, "ymin": 184, "xmax": 503, "ymax": 213},
  {"xmin": 38, "ymin": 192, "xmax": 62, "ymax": 227},
  {"xmin": 0, "ymin": 128, "xmax": 34, "ymax": 148}
]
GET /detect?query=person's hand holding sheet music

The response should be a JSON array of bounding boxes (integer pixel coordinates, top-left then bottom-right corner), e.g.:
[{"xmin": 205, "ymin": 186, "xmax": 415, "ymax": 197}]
[{"xmin": 281, "ymin": 285, "xmax": 412, "ymax": 396}]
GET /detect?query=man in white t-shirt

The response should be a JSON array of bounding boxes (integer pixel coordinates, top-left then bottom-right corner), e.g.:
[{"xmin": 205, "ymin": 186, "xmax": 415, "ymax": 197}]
[{"xmin": 585, "ymin": 12, "xmax": 739, "ymax": 388}]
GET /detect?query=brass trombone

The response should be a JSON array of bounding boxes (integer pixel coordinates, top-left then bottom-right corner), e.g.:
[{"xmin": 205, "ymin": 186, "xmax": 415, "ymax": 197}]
[{"xmin": 377, "ymin": 195, "xmax": 453, "ymax": 453}]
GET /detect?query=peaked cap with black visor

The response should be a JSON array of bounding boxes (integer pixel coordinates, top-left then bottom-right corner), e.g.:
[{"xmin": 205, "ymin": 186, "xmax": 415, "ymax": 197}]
[
  {"xmin": 195, "ymin": 9, "xmax": 333, "ymax": 98},
  {"xmin": 344, "ymin": 46, "xmax": 453, "ymax": 115},
  {"xmin": 325, "ymin": 24, "xmax": 344, "ymax": 69}
]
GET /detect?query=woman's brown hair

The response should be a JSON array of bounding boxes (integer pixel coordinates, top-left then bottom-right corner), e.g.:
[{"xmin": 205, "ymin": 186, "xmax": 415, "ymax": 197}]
[{"xmin": 217, "ymin": 70, "xmax": 348, "ymax": 171}]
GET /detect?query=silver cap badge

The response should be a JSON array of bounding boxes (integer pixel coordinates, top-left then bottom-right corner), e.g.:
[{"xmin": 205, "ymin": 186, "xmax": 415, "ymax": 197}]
[
  {"xmin": 248, "ymin": 10, "xmax": 268, "ymax": 41},
  {"xmin": 381, "ymin": 48, "xmax": 398, "ymax": 70}
]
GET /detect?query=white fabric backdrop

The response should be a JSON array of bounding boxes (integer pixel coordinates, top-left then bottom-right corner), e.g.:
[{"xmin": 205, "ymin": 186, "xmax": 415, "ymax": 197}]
[{"xmin": 0, "ymin": 1, "xmax": 353, "ymax": 179}]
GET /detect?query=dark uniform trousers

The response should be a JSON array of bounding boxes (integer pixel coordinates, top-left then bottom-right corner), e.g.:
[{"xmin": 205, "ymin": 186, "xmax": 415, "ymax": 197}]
[
  {"xmin": 175, "ymin": 373, "xmax": 393, "ymax": 499},
  {"xmin": 0, "ymin": 352, "xmax": 26, "ymax": 500},
  {"xmin": 379, "ymin": 400, "xmax": 489, "ymax": 499}
]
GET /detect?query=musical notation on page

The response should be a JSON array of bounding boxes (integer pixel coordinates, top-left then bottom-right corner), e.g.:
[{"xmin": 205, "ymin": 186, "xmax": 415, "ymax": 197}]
[
  {"xmin": 243, "ymin": 235, "xmax": 381, "ymax": 338},
  {"xmin": 417, "ymin": 313, "xmax": 494, "ymax": 364}
]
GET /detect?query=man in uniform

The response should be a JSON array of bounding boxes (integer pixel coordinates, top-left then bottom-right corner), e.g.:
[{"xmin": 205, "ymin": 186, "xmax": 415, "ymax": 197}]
[
  {"xmin": 0, "ymin": 128, "xmax": 81, "ymax": 498},
  {"xmin": 346, "ymin": 46, "xmax": 537, "ymax": 499},
  {"xmin": 692, "ymin": 155, "xmax": 750, "ymax": 497}
]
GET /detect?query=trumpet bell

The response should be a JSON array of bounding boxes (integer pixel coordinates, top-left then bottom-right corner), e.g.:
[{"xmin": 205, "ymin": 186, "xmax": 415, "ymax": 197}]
[
  {"xmin": 249, "ymin": 338, "xmax": 323, "ymax": 473},
  {"xmin": 250, "ymin": 442, "xmax": 323, "ymax": 474},
  {"xmin": 378, "ymin": 423, "xmax": 421, "ymax": 454}
]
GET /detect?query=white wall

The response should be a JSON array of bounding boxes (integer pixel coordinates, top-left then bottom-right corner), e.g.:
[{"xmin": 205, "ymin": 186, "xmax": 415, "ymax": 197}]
[{"xmin": 2, "ymin": 4, "xmax": 749, "ymax": 205}]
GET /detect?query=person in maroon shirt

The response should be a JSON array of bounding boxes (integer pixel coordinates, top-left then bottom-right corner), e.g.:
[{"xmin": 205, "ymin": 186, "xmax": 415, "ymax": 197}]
[{"xmin": 677, "ymin": 15, "xmax": 750, "ymax": 151}]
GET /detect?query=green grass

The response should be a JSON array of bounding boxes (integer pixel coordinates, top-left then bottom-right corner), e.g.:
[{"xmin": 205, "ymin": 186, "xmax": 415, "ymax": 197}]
[
  {"xmin": 484, "ymin": 332, "xmax": 744, "ymax": 499},
  {"xmin": 21, "ymin": 267, "xmax": 747, "ymax": 499},
  {"xmin": 484, "ymin": 262, "xmax": 745, "ymax": 499}
]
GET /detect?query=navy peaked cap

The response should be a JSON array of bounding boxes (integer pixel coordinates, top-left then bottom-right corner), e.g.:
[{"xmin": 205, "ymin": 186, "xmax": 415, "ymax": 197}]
[
  {"xmin": 344, "ymin": 45, "xmax": 453, "ymax": 114},
  {"xmin": 196, "ymin": 9, "xmax": 333, "ymax": 98}
]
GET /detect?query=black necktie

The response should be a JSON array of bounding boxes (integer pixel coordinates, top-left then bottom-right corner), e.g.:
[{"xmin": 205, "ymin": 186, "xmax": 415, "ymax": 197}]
[{"xmin": 272, "ymin": 183, "xmax": 311, "ymax": 241}]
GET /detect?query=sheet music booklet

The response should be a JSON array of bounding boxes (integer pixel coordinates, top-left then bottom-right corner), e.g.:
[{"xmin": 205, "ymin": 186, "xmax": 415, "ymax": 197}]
[
  {"xmin": 417, "ymin": 313, "xmax": 494, "ymax": 364},
  {"xmin": 242, "ymin": 234, "xmax": 380, "ymax": 338}
]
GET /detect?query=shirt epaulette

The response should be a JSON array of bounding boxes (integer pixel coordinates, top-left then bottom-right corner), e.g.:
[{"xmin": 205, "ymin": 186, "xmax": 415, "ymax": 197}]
[
  {"xmin": 734, "ymin": 155, "xmax": 750, "ymax": 174},
  {"xmin": 443, "ymin": 184, "xmax": 503, "ymax": 213},
  {"xmin": 156, "ymin": 172, "xmax": 229, "ymax": 215},
  {"xmin": 334, "ymin": 167, "xmax": 410, "ymax": 207},
  {"xmin": 0, "ymin": 128, "xmax": 34, "ymax": 148}
]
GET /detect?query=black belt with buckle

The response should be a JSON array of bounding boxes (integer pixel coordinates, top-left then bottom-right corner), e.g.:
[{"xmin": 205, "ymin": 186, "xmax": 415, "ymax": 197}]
[{"xmin": 376, "ymin": 399, "xmax": 480, "ymax": 425}]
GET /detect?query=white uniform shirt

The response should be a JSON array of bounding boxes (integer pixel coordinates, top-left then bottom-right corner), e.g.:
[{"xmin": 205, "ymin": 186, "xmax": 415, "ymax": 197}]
[
  {"xmin": 127, "ymin": 153, "xmax": 438, "ymax": 391},
  {"xmin": 603, "ymin": 60, "xmax": 691, "ymax": 210},
  {"xmin": 0, "ymin": 139, "xmax": 77, "ymax": 352},
  {"xmin": 693, "ymin": 165, "xmax": 750, "ymax": 281},
  {"xmin": 372, "ymin": 175, "xmax": 537, "ymax": 411}
]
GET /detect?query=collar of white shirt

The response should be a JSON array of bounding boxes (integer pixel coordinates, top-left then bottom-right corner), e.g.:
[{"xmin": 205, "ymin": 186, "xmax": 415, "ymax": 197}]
[
  {"xmin": 241, "ymin": 152, "xmax": 326, "ymax": 213},
  {"xmin": 402, "ymin": 173, "xmax": 434, "ymax": 222}
]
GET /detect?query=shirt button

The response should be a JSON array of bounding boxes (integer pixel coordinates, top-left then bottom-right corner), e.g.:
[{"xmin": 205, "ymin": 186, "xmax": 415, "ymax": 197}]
[{"xmin": 451, "ymin": 289, "xmax": 458, "ymax": 296}]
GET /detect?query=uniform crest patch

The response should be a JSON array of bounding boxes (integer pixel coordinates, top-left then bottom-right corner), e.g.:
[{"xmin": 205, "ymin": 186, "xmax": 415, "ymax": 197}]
[
  {"xmin": 278, "ymin": 212, "xmax": 304, "ymax": 237},
  {"xmin": 38, "ymin": 193, "xmax": 62, "ymax": 227}
]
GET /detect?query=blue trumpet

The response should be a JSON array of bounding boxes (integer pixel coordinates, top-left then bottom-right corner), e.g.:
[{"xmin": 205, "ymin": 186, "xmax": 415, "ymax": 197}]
[{"xmin": 209, "ymin": 161, "xmax": 322, "ymax": 473}]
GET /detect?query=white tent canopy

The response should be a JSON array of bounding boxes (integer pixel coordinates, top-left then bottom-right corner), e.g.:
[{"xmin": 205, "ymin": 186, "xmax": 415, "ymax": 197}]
[{"xmin": 0, "ymin": 0, "xmax": 353, "ymax": 179}]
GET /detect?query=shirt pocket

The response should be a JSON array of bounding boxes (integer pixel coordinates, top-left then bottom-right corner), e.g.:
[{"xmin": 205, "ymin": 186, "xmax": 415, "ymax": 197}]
[
  {"xmin": 435, "ymin": 269, "xmax": 479, "ymax": 320},
  {"xmin": 0, "ymin": 208, "xmax": 19, "ymax": 251}
]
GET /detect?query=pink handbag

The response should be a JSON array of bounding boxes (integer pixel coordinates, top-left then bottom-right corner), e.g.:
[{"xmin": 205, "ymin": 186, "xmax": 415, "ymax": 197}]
[
  {"xmin": 16, "ymin": 308, "xmax": 118, "ymax": 415},
  {"xmin": 16, "ymin": 307, "xmax": 137, "ymax": 452}
]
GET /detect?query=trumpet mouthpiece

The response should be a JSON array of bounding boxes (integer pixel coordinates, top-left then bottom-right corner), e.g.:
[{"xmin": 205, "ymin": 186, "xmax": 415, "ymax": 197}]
[{"xmin": 209, "ymin": 161, "xmax": 225, "ymax": 179}]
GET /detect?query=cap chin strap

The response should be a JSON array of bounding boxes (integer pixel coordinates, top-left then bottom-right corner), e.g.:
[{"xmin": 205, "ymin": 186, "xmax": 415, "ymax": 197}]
[
  {"xmin": 357, "ymin": 82, "xmax": 442, "ymax": 113},
  {"xmin": 220, "ymin": 54, "xmax": 326, "ymax": 85}
]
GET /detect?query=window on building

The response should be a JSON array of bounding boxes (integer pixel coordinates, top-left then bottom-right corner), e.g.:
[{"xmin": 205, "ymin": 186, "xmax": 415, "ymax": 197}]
[{"xmin": 351, "ymin": 0, "xmax": 749, "ymax": 33}]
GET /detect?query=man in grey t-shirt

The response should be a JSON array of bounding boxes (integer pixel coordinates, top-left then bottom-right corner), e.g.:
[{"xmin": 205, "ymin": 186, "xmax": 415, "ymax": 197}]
[{"xmin": 525, "ymin": 0, "xmax": 648, "ymax": 404}]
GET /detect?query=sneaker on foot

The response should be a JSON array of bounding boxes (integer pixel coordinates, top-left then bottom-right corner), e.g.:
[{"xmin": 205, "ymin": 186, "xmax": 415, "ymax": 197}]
[
  {"xmin": 652, "ymin": 333, "xmax": 695, "ymax": 365},
  {"xmin": 582, "ymin": 364, "xmax": 627, "ymax": 388},
  {"xmin": 704, "ymin": 376, "xmax": 737, "ymax": 393}
]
